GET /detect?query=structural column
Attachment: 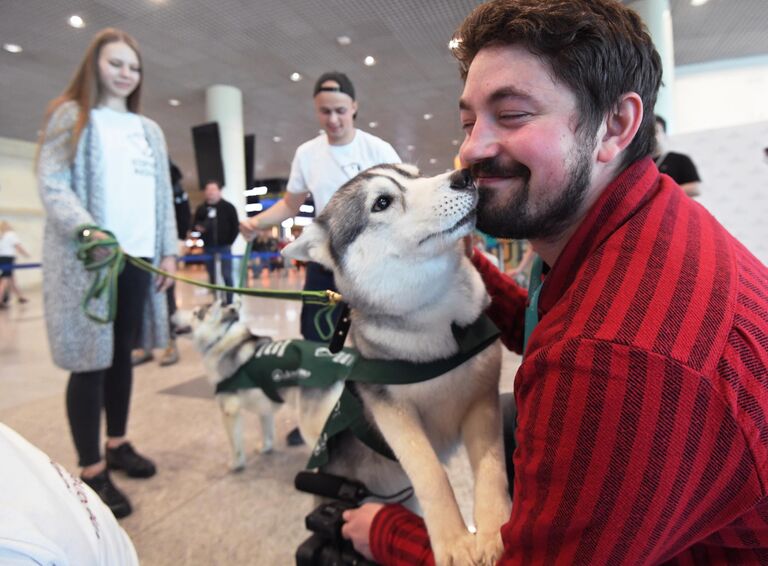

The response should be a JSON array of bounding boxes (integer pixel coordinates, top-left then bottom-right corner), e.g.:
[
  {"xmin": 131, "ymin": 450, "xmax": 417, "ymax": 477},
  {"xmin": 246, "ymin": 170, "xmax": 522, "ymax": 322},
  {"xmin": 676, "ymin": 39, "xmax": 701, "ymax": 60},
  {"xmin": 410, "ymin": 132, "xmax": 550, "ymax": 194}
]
[
  {"xmin": 633, "ymin": 0, "xmax": 675, "ymax": 128},
  {"xmin": 205, "ymin": 84, "xmax": 246, "ymax": 260}
]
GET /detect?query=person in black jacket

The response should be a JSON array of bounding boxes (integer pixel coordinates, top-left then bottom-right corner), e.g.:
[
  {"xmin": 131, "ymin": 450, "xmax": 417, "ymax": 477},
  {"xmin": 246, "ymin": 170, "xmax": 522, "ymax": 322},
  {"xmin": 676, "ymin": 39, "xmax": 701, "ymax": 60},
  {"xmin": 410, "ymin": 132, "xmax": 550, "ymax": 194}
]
[{"xmin": 193, "ymin": 180, "xmax": 239, "ymax": 304}]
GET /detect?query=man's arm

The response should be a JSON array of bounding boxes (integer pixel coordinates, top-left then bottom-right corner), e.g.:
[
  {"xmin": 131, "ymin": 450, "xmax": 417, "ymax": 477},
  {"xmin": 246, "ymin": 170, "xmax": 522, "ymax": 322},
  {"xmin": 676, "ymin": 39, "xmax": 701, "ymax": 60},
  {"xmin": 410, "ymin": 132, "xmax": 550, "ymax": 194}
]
[{"xmin": 239, "ymin": 191, "xmax": 307, "ymax": 241}]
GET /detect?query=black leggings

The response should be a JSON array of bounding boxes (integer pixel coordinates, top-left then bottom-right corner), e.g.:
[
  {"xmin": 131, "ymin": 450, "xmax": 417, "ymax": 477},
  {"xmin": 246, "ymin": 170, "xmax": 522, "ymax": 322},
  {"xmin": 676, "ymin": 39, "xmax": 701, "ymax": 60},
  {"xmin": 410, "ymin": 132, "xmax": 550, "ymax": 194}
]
[{"xmin": 66, "ymin": 261, "xmax": 151, "ymax": 467}]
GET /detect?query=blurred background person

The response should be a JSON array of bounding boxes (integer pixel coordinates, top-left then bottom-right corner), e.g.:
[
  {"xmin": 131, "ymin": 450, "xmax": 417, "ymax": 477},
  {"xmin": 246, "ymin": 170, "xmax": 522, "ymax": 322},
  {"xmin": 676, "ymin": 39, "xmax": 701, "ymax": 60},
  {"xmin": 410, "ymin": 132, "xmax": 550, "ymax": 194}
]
[
  {"xmin": 192, "ymin": 179, "xmax": 239, "ymax": 304},
  {"xmin": 0, "ymin": 220, "xmax": 31, "ymax": 307},
  {"xmin": 654, "ymin": 114, "xmax": 702, "ymax": 197},
  {"xmin": 36, "ymin": 27, "xmax": 178, "ymax": 518}
]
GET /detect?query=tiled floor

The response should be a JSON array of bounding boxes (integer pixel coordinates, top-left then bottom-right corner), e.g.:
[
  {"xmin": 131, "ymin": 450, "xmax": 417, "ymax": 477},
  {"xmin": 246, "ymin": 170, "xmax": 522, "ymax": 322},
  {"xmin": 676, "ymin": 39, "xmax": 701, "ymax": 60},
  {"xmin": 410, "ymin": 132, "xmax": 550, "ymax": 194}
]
[{"xmin": 0, "ymin": 264, "xmax": 520, "ymax": 565}]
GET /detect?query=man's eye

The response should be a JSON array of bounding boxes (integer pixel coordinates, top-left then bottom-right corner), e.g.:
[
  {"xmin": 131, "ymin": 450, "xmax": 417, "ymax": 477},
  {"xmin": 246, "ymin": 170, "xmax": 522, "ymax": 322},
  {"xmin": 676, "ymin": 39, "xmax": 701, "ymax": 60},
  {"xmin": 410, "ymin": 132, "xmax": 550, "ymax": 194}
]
[{"xmin": 371, "ymin": 195, "xmax": 392, "ymax": 212}]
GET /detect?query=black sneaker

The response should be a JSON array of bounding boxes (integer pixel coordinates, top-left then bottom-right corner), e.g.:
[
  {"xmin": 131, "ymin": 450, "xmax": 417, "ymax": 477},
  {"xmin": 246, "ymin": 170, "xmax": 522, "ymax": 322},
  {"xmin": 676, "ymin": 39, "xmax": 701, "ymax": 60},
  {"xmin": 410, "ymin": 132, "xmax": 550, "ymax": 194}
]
[
  {"xmin": 106, "ymin": 442, "xmax": 157, "ymax": 478},
  {"xmin": 286, "ymin": 427, "xmax": 305, "ymax": 446},
  {"xmin": 81, "ymin": 470, "xmax": 132, "ymax": 519}
]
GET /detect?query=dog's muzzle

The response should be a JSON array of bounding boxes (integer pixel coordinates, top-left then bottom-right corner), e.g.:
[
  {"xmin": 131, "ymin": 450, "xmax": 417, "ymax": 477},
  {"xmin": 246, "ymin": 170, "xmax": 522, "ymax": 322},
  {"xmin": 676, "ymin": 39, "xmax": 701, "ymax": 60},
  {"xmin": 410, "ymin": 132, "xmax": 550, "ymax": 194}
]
[{"xmin": 449, "ymin": 169, "xmax": 475, "ymax": 191}]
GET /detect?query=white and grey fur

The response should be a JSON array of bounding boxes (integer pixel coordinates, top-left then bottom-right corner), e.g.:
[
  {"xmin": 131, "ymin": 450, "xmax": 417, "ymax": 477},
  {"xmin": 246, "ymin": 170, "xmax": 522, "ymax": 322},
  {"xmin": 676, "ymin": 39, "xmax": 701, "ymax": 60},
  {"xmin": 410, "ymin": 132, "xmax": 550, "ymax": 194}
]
[{"xmin": 282, "ymin": 164, "xmax": 510, "ymax": 565}]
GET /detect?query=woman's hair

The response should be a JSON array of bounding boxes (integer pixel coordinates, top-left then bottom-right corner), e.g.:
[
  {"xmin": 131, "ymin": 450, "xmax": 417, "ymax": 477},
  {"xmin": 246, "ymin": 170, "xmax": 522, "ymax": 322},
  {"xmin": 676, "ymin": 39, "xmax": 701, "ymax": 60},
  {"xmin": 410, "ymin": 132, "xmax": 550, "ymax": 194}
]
[
  {"xmin": 453, "ymin": 0, "xmax": 662, "ymax": 170},
  {"xmin": 39, "ymin": 28, "xmax": 143, "ymax": 160}
]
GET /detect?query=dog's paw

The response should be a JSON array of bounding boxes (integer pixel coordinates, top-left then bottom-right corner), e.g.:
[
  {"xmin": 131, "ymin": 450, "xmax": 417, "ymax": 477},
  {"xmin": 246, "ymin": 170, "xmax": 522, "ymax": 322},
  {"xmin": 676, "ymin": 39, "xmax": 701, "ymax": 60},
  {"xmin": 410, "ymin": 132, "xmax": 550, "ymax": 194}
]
[
  {"xmin": 432, "ymin": 531, "xmax": 476, "ymax": 566},
  {"xmin": 230, "ymin": 458, "xmax": 246, "ymax": 473},
  {"xmin": 473, "ymin": 529, "xmax": 504, "ymax": 565}
]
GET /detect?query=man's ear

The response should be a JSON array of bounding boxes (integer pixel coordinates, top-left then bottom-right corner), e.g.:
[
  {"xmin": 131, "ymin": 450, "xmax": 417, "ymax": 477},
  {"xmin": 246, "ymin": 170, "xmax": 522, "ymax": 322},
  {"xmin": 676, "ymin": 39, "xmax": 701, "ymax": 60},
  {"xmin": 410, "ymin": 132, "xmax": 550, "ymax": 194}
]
[
  {"xmin": 281, "ymin": 222, "xmax": 333, "ymax": 269},
  {"xmin": 597, "ymin": 92, "xmax": 643, "ymax": 164}
]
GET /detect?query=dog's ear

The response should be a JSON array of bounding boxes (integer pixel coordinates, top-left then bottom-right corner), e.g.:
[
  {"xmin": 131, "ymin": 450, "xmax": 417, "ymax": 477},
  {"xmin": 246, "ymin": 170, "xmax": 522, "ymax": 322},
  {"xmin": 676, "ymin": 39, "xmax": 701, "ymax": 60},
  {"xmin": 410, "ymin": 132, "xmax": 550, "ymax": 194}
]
[{"xmin": 282, "ymin": 222, "xmax": 333, "ymax": 268}]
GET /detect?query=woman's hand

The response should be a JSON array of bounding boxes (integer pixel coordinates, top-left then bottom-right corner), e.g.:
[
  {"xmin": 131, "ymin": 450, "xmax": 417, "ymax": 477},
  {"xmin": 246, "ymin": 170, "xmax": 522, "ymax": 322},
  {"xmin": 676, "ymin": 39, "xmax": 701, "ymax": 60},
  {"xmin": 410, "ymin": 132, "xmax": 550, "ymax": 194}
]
[
  {"xmin": 155, "ymin": 255, "xmax": 177, "ymax": 292},
  {"xmin": 239, "ymin": 217, "xmax": 260, "ymax": 242}
]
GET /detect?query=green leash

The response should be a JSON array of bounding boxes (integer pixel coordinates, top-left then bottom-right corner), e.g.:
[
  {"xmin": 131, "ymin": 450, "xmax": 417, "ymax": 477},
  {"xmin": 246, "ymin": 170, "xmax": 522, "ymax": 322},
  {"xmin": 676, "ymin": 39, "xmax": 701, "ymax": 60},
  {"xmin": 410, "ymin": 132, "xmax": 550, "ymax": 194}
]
[{"xmin": 75, "ymin": 225, "xmax": 340, "ymax": 324}]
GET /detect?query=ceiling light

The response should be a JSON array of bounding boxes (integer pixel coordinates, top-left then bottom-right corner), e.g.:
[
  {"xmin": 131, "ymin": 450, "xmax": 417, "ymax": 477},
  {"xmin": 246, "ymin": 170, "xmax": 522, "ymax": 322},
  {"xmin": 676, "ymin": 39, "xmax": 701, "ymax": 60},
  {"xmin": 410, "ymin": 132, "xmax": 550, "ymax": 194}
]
[
  {"xmin": 368, "ymin": 121, "xmax": 378, "ymax": 128},
  {"xmin": 336, "ymin": 36, "xmax": 351, "ymax": 46},
  {"xmin": 168, "ymin": 98, "xmax": 180, "ymax": 107},
  {"xmin": 429, "ymin": 158, "xmax": 437, "ymax": 165},
  {"xmin": 3, "ymin": 43, "xmax": 22, "ymax": 54},
  {"xmin": 423, "ymin": 113, "xmax": 433, "ymax": 120},
  {"xmin": 448, "ymin": 38, "xmax": 462, "ymax": 50},
  {"xmin": 272, "ymin": 136, "xmax": 282, "ymax": 143},
  {"xmin": 68, "ymin": 15, "xmax": 85, "ymax": 28},
  {"xmin": 364, "ymin": 56, "xmax": 376, "ymax": 66},
  {"xmin": 451, "ymin": 139, "xmax": 459, "ymax": 146},
  {"xmin": 690, "ymin": 0, "xmax": 709, "ymax": 5},
  {"xmin": 407, "ymin": 145, "xmax": 415, "ymax": 151},
  {"xmin": 290, "ymin": 72, "xmax": 302, "ymax": 82}
]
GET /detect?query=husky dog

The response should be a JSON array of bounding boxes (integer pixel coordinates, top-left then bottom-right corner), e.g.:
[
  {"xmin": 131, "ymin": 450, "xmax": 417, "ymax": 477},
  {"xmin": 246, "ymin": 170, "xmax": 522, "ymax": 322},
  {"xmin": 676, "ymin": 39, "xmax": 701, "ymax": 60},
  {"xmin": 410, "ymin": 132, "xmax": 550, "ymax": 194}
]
[
  {"xmin": 191, "ymin": 301, "xmax": 343, "ymax": 471},
  {"xmin": 282, "ymin": 164, "xmax": 510, "ymax": 565}
]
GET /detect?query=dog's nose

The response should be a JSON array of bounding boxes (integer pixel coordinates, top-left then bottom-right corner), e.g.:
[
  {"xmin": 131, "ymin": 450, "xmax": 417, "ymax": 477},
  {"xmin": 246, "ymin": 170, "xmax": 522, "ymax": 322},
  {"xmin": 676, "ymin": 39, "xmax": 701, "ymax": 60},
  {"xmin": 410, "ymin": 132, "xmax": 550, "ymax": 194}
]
[{"xmin": 449, "ymin": 169, "xmax": 474, "ymax": 190}]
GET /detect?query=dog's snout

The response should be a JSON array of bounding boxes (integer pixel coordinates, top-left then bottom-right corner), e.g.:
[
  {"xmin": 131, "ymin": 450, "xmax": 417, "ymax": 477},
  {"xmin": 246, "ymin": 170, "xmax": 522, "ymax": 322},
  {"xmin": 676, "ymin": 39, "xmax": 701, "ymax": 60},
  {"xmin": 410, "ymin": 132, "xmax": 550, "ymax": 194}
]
[{"xmin": 449, "ymin": 169, "xmax": 474, "ymax": 191}]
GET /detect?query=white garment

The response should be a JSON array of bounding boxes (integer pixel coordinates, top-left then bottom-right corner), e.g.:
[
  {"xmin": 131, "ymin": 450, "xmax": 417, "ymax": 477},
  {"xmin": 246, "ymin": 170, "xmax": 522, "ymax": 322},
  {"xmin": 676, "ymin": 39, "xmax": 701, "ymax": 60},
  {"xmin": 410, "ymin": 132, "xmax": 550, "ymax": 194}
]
[
  {"xmin": 92, "ymin": 107, "xmax": 156, "ymax": 257},
  {"xmin": 0, "ymin": 231, "xmax": 20, "ymax": 256},
  {"xmin": 0, "ymin": 424, "xmax": 139, "ymax": 566},
  {"xmin": 287, "ymin": 129, "xmax": 401, "ymax": 214}
]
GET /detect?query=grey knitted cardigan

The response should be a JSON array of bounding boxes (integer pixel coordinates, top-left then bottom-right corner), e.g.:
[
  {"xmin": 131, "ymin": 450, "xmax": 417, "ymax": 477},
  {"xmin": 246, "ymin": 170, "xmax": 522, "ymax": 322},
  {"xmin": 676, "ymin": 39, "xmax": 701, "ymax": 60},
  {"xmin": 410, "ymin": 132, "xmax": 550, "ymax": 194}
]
[{"xmin": 38, "ymin": 101, "xmax": 178, "ymax": 372}]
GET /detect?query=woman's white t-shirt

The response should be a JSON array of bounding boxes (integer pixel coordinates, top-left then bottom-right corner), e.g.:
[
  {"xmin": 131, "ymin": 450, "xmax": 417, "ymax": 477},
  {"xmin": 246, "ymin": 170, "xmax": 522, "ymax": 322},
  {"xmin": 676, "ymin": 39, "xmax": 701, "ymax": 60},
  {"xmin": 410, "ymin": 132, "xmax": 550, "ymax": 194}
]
[{"xmin": 92, "ymin": 107, "xmax": 156, "ymax": 257}]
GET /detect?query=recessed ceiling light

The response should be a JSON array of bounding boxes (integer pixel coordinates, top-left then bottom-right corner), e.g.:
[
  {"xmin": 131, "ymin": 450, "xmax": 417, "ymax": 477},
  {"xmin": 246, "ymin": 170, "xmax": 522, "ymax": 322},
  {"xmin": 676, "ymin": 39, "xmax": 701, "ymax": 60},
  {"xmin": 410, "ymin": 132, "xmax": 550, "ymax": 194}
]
[
  {"xmin": 168, "ymin": 98, "xmax": 180, "ymax": 106},
  {"xmin": 448, "ymin": 38, "xmax": 462, "ymax": 50},
  {"xmin": 407, "ymin": 145, "xmax": 415, "ymax": 151},
  {"xmin": 451, "ymin": 139, "xmax": 459, "ymax": 146},
  {"xmin": 290, "ymin": 72, "xmax": 302, "ymax": 82},
  {"xmin": 429, "ymin": 158, "xmax": 437, "ymax": 165},
  {"xmin": 423, "ymin": 113, "xmax": 433, "ymax": 120},
  {"xmin": 690, "ymin": 0, "xmax": 709, "ymax": 5},
  {"xmin": 272, "ymin": 136, "xmax": 282, "ymax": 143},
  {"xmin": 336, "ymin": 36, "xmax": 351, "ymax": 46},
  {"xmin": 368, "ymin": 121, "xmax": 378, "ymax": 128},
  {"xmin": 68, "ymin": 15, "xmax": 85, "ymax": 28},
  {"xmin": 3, "ymin": 43, "xmax": 22, "ymax": 54},
  {"xmin": 364, "ymin": 56, "xmax": 376, "ymax": 66}
]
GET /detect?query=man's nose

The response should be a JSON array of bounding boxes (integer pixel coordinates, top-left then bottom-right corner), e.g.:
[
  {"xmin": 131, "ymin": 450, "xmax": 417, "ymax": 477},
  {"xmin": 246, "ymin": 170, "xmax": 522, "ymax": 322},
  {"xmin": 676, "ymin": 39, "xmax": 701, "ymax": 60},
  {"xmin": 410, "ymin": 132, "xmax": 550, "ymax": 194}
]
[
  {"xmin": 460, "ymin": 122, "xmax": 498, "ymax": 166},
  {"xmin": 449, "ymin": 169, "xmax": 474, "ymax": 190}
]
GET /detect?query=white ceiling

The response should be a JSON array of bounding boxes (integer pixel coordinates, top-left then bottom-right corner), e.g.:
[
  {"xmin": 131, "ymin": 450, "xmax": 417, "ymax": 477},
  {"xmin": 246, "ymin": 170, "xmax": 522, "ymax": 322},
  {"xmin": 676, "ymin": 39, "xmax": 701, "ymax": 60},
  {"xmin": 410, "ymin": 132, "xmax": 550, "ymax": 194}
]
[{"xmin": 2, "ymin": 0, "xmax": 767, "ymax": 191}]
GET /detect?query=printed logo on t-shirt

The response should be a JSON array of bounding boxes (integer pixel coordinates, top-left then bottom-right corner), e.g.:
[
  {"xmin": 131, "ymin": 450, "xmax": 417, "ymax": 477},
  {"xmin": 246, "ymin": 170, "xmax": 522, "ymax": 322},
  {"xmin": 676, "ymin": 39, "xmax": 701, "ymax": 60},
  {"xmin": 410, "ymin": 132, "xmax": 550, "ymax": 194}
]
[{"xmin": 127, "ymin": 132, "xmax": 155, "ymax": 177}]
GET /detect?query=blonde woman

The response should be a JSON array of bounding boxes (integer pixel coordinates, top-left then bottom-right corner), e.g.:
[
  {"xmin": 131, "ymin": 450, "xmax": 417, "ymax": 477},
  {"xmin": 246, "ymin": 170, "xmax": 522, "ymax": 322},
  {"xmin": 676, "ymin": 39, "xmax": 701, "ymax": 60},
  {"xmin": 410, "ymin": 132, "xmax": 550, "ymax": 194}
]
[
  {"xmin": 0, "ymin": 220, "xmax": 31, "ymax": 306},
  {"xmin": 37, "ymin": 28, "xmax": 177, "ymax": 518}
]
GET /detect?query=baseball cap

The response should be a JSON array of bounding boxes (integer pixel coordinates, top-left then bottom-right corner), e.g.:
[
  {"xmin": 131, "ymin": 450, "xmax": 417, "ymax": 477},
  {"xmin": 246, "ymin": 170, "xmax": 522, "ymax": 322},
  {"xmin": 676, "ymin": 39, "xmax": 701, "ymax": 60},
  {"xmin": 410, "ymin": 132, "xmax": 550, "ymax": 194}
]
[{"xmin": 313, "ymin": 72, "xmax": 355, "ymax": 100}]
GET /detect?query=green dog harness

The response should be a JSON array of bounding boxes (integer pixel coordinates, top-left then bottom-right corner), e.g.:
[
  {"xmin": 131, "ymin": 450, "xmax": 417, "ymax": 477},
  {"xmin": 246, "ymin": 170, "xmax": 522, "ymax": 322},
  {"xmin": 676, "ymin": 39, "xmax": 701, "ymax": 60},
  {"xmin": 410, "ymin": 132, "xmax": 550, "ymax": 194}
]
[{"xmin": 215, "ymin": 315, "xmax": 500, "ymax": 468}]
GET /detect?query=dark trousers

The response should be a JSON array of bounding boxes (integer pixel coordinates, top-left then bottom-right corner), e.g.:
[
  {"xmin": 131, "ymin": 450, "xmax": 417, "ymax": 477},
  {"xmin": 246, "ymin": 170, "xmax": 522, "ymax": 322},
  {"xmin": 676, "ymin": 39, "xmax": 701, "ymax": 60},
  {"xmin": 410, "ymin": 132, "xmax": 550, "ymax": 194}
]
[
  {"xmin": 66, "ymin": 261, "xmax": 151, "ymax": 467},
  {"xmin": 204, "ymin": 245, "xmax": 233, "ymax": 304},
  {"xmin": 300, "ymin": 261, "xmax": 342, "ymax": 342}
]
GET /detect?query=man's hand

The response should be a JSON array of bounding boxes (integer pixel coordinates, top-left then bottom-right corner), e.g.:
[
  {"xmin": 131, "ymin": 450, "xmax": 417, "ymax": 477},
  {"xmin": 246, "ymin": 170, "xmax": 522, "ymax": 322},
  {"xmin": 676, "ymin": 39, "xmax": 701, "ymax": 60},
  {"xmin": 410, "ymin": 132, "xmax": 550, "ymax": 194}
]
[
  {"xmin": 155, "ymin": 255, "xmax": 177, "ymax": 292},
  {"xmin": 239, "ymin": 217, "xmax": 259, "ymax": 242},
  {"xmin": 341, "ymin": 502, "xmax": 385, "ymax": 561}
]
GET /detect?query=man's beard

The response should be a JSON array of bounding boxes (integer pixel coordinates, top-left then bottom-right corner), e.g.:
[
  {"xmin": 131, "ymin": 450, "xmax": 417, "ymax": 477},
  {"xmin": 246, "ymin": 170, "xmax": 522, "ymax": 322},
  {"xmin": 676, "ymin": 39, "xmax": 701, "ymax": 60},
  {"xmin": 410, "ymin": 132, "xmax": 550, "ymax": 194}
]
[{"xmin": 471, "ymin": 142, "xmax": 594, "ymax": 241}]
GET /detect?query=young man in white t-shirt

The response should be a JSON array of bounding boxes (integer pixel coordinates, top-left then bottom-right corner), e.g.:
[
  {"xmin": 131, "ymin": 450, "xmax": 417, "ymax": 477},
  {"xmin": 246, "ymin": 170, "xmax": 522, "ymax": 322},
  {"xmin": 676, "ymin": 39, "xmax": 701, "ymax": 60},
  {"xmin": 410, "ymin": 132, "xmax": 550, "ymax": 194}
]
[{"xmin": 240, "ymin": 72, "xmax": 400, "ymax": 445}]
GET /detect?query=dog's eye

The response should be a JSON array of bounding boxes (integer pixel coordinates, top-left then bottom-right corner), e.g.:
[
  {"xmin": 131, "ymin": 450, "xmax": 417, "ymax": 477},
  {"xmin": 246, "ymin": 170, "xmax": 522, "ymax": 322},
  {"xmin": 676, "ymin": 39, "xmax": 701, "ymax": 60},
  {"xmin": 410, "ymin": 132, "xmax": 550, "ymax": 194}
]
[{"xmin": 371, "ymin": 195, "xmax": 392, "ymax": 212}]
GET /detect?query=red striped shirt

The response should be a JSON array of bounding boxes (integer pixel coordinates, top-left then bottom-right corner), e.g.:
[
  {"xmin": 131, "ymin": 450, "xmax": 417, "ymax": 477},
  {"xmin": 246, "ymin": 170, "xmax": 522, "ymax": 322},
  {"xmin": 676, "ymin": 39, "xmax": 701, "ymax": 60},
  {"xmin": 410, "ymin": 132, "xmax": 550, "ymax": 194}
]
[{"xmin": 369, "ymin": 158, "xmax": 768, "ymax": 565}]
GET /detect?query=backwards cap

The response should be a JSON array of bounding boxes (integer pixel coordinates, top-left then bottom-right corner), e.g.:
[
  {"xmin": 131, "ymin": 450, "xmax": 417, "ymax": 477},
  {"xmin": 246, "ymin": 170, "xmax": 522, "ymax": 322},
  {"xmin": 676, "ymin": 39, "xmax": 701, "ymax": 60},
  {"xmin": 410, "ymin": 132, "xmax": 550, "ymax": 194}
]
[{"xmin": 313, "ymin": 72, "xmax": 355, "ymax": 100}]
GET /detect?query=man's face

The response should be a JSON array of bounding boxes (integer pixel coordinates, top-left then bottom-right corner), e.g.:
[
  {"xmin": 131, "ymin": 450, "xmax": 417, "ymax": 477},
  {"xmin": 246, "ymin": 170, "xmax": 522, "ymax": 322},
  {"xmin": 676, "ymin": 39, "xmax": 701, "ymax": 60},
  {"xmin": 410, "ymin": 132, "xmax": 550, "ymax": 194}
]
[
  {"xmin": 314, "ymin": 82, "xmax": 357, "ymax": 145},
  {"xmin": 459, "ymin": 44, "xmax": 598, "ymax": 241},
  {"xmin": 204, "ymin": 183, "xmax": 221, "ymax": 204}
]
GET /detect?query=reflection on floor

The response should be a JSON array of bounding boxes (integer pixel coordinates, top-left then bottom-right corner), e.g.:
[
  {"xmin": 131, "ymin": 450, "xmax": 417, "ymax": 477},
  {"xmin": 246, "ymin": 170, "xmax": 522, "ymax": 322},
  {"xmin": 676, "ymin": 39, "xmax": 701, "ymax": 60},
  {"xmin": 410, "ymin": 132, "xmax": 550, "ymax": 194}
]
[{"xmin": 0, "ymin": 264, "xmax": 519, "ymax": 565}]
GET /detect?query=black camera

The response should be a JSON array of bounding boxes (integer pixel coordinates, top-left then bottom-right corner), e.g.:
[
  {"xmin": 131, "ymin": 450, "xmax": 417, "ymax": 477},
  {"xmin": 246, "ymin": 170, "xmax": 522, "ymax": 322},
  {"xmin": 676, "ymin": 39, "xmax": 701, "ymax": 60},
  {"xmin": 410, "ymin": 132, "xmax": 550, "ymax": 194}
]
[{"xmin": 295, "ymin": 471, "xmax": 378, "ymax": 566}]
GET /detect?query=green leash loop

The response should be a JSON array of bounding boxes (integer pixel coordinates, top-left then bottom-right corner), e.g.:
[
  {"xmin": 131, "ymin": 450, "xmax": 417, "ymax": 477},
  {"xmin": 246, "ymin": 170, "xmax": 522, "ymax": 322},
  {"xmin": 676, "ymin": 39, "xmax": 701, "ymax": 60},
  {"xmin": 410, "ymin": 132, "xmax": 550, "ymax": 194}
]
[{"xmin": 75, "ymin": 224, "xmax": 341, "ymax": 323}]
